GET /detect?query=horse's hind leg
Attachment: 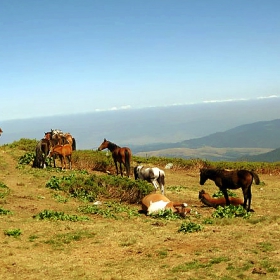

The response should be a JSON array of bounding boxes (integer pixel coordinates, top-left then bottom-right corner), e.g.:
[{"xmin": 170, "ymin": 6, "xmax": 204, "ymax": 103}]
[
  {"xmin": 157, "ymin": 179, "xmax": 164, "ymax": 195},
  {"xmin": 114, "ymin": 160, "xmax": 119, "ymax": 175},
  {"xmin": 119, "ymin": 163, "xmax": 123, "ymax": 177},
  {"xmin": 151, "ymin": 180, "xmax": 159, "ymax": 192},
  {"xmin": 68, "ymin": 155, "xmax": 72, "ymax": 170},
  {"xmin": 243, "ymin": 186, "xmax": 252, "ymax": 211}
]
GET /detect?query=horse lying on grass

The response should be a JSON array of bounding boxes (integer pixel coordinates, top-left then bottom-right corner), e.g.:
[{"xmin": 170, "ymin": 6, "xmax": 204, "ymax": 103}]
[
  {"xmin": 134, "ymin": 165, "xmax": 165, "ymax": 195},
  {"xmin": 140, "ymin": 193, "xmax": 191, "ymax": 217},
  {"xmin": 199, "ymin": 189, "xmax": 243, "ymax": 208}
]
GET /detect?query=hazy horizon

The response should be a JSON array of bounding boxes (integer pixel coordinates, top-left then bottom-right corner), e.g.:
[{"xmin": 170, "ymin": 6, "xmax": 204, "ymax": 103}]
[{"xmin": 1, "ymin": 98, "xmax": 280, "ymax": 150}]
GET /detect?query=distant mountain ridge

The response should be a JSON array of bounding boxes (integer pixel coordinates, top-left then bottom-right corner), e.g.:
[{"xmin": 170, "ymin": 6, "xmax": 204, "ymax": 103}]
[
  {"xmin": 132, "ymin": 119, "xmax": 280, "ymax": 161},
  {"xmin": 131, "ymin": 119, "xmax": 280, "ymax": 153},
  {"xmin": 1, "ymin": 98, "xmax": 280, "ymax": 162}
]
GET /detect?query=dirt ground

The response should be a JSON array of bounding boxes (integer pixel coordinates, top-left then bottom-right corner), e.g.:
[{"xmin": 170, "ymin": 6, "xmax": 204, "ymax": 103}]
[{"xmin": 0, "ymin": 147, "xmax": 280, "ymax": 280}]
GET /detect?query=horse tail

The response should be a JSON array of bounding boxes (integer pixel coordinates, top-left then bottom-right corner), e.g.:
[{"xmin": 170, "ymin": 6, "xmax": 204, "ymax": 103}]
[
  {"xmin": 251, "ymin": 171, "xmax": 260, "ymax": 185},
  {"xmin": 72, "ymin": 138, "xmax": 76, "ymax": 151},
  {"xmin": 125, "ymin": 149, "xmax": 131, "ymax": 176}
]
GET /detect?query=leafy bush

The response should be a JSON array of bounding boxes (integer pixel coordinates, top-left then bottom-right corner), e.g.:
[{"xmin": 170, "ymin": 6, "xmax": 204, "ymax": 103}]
[
  {"xmin": 4, "ymin": 228, "xmax": 22, "ymax": 237},
  {"xmin": 45, "ymin": 173, "xmax": 154, "ymax": 203},
  {"xmin": 178, "ymin": 221, "xmax": 203, "ymax": 233},
  {"xmin": 212, "ymin": 205, "xmax": 251, "ymax": 219},
  {"xmin": 0, "ymin": 182, "xmax": 10, "ymax": 199},
  {"xmin": 0, "ymin": 207, "xmax": 12, "ymax": 215},
  {"xmin": 78, "ymin": 201, "xmax": 139, "ymax": 219},
  {"xmin": 34, "ymin": 209, "xmax": 89, "ymax": 222},
  {"xmin": 149, "ymin": 209, "xmax": 183, "ymax": 220},
  {"xmin": 212, "ymin": 190, "xmax": 237, "ymax": 198},
  {"xmin": 18, "ymin": 152, "xmax": 35, "ymax": 165}
]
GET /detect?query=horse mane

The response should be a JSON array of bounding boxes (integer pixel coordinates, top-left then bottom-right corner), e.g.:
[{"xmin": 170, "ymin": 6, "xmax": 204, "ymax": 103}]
[
  {"xmin": 199, "ymin": 189, "xmax": 243, "ymax": 208},
  {"xmin": 107, "ymin": 141, "xmax": 120, "ymax": 150}
]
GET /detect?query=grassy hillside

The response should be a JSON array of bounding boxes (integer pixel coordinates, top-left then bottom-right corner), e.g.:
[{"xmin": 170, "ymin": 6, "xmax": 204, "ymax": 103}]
[
  {"xmin": 1, "ymin": 139, "xmax": 280, "ymax": 279},
  {"xmin": 135, "ymin": 147, "xmax": 273, "ymax": 162},
  {"xmin": 241, "ymin": 147, "xmax": 280, "ymax": 162},
  {"xmin": 132, "ymin": 119, "xmax": 280, "ymax": 154}
]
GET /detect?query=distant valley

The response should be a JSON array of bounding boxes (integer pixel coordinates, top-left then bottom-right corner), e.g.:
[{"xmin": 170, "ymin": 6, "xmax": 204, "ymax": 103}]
[{"xmin": 1, "ymin": 97, "xmax": 280, "ymax": 161}]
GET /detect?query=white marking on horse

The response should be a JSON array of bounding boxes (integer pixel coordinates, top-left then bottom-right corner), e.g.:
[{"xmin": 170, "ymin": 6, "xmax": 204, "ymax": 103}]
[{"xmin": 147, "ymin": 200, "xmax": 169, "ymax": 215}]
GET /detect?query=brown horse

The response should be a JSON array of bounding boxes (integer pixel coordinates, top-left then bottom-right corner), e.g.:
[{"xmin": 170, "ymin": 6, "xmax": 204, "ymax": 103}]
[
  {"xmin": 0, "ymin": 128, "xmax": 3, "ymax": 136},
  {"xmin": 97, "ymin": 138, "xmax": 132, "ymax": 177},
  {"xmin": 199, "ymin": 189, "xmax": 243, "ymax": 208},
  {"xmin": 48, "ymin": 144, "xmax": 72, "ymax": 170},
  {"xmin": 199, "ymin": 168, "xmax": 260, "ymax": 211}
]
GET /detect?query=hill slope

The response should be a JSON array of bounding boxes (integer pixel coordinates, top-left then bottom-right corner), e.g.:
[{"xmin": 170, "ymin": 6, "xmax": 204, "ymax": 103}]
[{"xmin": 241, "ymin": 147, "xmax": 280, "ymax": 162}]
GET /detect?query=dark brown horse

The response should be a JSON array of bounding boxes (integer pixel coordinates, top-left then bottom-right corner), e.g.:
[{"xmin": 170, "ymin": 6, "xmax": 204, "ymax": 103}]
[
  {"xmin": 32, "ymin": 139, "xmax": 50, "ymax": 168},
  {"xmin": 199, "ymin": 168, "xmax": 260, "ymax": 211},
  {"xmin": 0, "ymin": 128, "xmax": 3, "ymax": 136},
  {"xmin": 97, "ymin": 138, "xmax": 132, "ymax": 177},
  {"xmin": 47, "ymin": 144, "xmax": 72, "ymax": 170}
]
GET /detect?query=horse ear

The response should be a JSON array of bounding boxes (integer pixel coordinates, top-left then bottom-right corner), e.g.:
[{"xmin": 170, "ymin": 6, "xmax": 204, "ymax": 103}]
[{"xmin": 104, "ymin": 138, "xmax": 106, "ymax": 141}]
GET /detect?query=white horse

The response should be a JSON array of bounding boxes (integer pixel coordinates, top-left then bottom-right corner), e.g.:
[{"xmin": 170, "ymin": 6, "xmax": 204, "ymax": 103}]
[{"xmin": 134, "ymin": 165, "xmax": 165, "ymax": 195}]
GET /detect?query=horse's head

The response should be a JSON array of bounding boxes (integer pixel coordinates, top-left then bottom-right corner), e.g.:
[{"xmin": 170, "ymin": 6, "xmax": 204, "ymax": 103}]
[
  {"xmin": 133, "ymin": 165, "xmax": 143, "ymax": 180},
  {"xmin": 199, "ymin": 168, "xmax": 208, "ymax": 185},
  {"xmin": 198, "ymin": 189, "xmax": 206, "ymax": 199},
  {"xmin": 97, "ymin": 138, "xmax": 109, "ymax": 151},
  {"xmin": 44, "ymin": 132, "xmax": 51, "ymax": 140}
]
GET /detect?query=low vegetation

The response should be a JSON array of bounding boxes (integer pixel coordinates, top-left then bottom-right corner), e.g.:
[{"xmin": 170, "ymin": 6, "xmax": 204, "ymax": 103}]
[{"xmin": 1, "ymin": 138, "xmax": 280, "ymax": 279}]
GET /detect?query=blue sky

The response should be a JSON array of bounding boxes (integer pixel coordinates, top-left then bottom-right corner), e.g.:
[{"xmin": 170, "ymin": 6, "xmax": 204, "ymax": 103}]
[{"xmin": 1, "ymin": 0, "xmax": 279, "ymax": 121}]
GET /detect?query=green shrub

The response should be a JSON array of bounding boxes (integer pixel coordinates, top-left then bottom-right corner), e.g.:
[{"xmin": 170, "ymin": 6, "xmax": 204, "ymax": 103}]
[
  {"xmin": 0, "ymin": 182, "xmax": 10, "ymax": 199},
  {"xmin": 18, "ymin": 152, "xmax": 35, "ymax": 165},
  {"xmin": 212, "ymin": 190, "xmax": 237, "ymax": 198},
  {"xmin": 34, "ymin": 210, "xmax": 89, "ymax": 222},
  {"xmin": 78, "ymin": 201, "xmax": 139, "ymax": 219},
  {"xmin": 4, "ymin": 228, "xmax": 22, "ymax": 237},
  {"xmin": 45, "ymin": 173, "xmax": 154, "ymax": 203},
  {"xmin": 0, "ymin": 207, "xmax": 12, "ymax": 215},
  {"xmin": 149, "ymin": 209, "xmax": 182, "ymax": 220},
  {"xmin": 178, "ymin": 221, "xmax": 203, "ymax": 233},
  {"xmin": 212, "ymin": 205, "xmax": 251, "ymax": 219}
]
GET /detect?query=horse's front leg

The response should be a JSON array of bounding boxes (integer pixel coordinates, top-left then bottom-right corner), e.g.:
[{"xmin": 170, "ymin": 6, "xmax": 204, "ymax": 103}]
[
  {"xmin": 221, "ymin": 188, "xmax": 230, "ymax": 206},
  {"xmin": 243, "ymin": 187, "xmax": 251, "ymax": 211},
  {"xmin": 151, "ymin": 180, "xmax": 159, "ymax": 192},
  {"xmin": 114, "ymin": 160, "xmax": 119, "ymax": 175}
]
